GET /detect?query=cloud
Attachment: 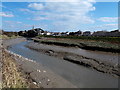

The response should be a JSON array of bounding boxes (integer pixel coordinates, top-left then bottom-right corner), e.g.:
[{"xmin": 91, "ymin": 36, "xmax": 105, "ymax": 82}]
[
  {"xmin": 2, "ymin": 1, "xmax": 96, "ymax": 31},
  {"xmin": 32, "ymin": 17, "xmax": 48, "ymax": 21},
  {"xmin": 98, "ymin": 17, "xmax": 118, "ymax": 22},
  {"xmin": 16, "ymin": 21, "xmax": 22, "ymax": 24},
  {"xmin": 43, "ymin": 0, "xmax": 96, "ymax": 2},
  {"xmin": 28, "ymin": 3, "xmax": 44, "ymax": 10},
  {"xmin": 104, "ymin": 23, "xmax": 117, "ymax": 26},
  {"xmin": 0, "ymin": 12, "xmax": 14, "ymax": 17},
  {"xmin": 20, "ymin": 8, "xmax": 31, "ymax": 12},
  {"xmin": 4, "ymin": 21, "xmax": 22, "ymax": 24},
  {"xmin": 87, "ymin": 23, "xmax": 118, "ymax": 31},
  {"xmin": 27, "ymin": 1, "xmax": 96, "ymax": 31},
  {"xmin": 2, "ymin": 20, "xmax": 30, "ymax": 31},
  {"xmin": 19, "ymin": 8, "xmax": 35, "ymax": 13}
]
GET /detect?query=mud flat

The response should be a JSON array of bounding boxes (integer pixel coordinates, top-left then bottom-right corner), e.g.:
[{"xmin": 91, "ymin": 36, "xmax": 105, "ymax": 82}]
[
  {"xmin": 2, "ymin": 38, "xmax": 76, "ymax": 88},
  {"xmin": 32, "ymin": 38, "xmax": 120, "ymax": 53},
  {"xmin": 2, "ymin": 37, "xmax": 26, "ymax": 48},
  {"xmin": 8, "ymin": 40, "xmax": 119, "ymax": 88},
  {"xmin": 26, "ymin": 41, "xmax": 119, "ymax": 77},
  {"xmin": 5, "ymin": 49, "xmax": 77, "ymax": 88}
]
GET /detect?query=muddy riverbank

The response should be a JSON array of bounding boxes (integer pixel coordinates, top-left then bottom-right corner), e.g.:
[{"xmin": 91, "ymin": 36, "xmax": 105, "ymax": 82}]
[
  {"xmin": 26, "ymin": 41, "xmax": 119, "ymax": 77},
  {"xmin": 4, "ymin": 49, "xmax": 76, "ymax": 88},
  {"xmin": 2, "ymin": 38, "xmax": 76, "ymax": 88},
  {"xmin": 1, "ymin": 38, "xmax": 37, "ymax": 88},
  {"xmin": 32, "ymin": 38, "xmax": 120, "ymax": 53},
  {"xmin": 2, "ymin": 37, "xmax": 26, "ymax": 48},
  {"xmin": 1, "ymin": 49, "xmax": 35, "ymax": 88},
  {"xmin": 9, "ymin": 40, "xmax": 118, "ymax": 88}
]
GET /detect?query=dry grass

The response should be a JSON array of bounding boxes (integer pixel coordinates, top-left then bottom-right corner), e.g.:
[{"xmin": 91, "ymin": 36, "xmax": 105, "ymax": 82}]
[{"xmin": 2, "ymin": 49, "xmax": 28, "ymax": 88}]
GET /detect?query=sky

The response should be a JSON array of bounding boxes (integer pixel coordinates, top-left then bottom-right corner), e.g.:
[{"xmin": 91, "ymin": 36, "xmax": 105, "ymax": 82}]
[{"xmin": 0, "ymin": 0, "xmax": 118, "ymax": 32}]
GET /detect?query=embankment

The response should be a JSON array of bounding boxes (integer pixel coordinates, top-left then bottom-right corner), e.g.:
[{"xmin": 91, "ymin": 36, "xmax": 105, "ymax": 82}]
[
  {"xmin": 1, "ymin": 49, "xmax": 34, "ymax": 88},
  {"xmin": 1, "ymin": 38, "xmax": 38, "ymax": 88}
]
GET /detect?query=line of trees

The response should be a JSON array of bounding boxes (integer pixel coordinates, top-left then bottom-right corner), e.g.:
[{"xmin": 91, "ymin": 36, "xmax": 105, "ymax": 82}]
[{"xmin": 18, "ymin": 30, "xmax": 38, "ymax": 37}]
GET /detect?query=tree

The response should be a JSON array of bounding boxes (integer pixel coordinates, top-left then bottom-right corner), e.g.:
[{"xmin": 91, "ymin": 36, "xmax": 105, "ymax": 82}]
[
  {"xmin": 27, "ymin": 30, "xmax": 38, "ymax": 37},
  {"xmin": 18, "ymin": 31, "xmax": 24, "ymax": 36}
]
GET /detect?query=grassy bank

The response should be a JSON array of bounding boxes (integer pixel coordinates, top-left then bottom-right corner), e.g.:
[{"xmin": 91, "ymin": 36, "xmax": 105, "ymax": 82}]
[
  {"xmin": 33, "ymin": 36, "xmax": 120, "ymax": 53},
  {"xmin": 2, "ymin": 49, "xmax": 28, "ymax": 88},
  {"xmin": 1, "ymin": 38, "xmax": 39, "ymax": 88},
  {"xmin": 37, "ymin": 35, "xmax": 120, "ymax": 43},
  {"xmin": 0, "ymin": 35, "xmax": 20, "ymax": 40}
]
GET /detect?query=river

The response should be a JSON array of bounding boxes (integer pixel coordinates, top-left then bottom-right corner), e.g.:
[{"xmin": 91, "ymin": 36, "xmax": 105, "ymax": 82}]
[{"xmin": 8, "ymin": 41, "xmax": 118, "ymax": 88}]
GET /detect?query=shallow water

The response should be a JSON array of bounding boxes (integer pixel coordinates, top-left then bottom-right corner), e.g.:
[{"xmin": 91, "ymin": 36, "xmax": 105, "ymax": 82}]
[{"xmin": 8, "ymin": 41, "xmax": 118, "ymax": 88}]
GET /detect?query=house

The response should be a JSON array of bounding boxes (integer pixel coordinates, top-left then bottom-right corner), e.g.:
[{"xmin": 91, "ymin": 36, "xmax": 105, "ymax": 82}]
[
  {"xmin": 52, "ymin": 32, "xmax": 61, "ymax": 36},
  {"xmin": 60, "ymin": 32, "xmax": 69, "ymax": 36},
  {"xmin": 92, "ymin": 30, "xmax": 120, "ymax": 37},
  {"xmin": 75, "ymin": 30, "xmax": 82, "ymax": 36},
  {"xmin": 46, "ymin": 32, "xmax": 52, "ymax": 35},
  {"xmin": 106, "ymin": 30, "xmax": 120, "ymax": 37},
  {"xmin": 34, "ymin": 28, "xmax": 44, "ymax": 35},
  {"xmin": 82, "ymin": 31, "xmax": 91, "ymax": 36},
  {"xmin": 92, "ymin": 31, "xmax": 107, "ymax": 36},
  {"xmin": 69, "ymin": 30, "xmax": 82, "ymax": 36},
  {"xmin": 43, "ymin": 31, "xmax": 48, "ymax": 35}
]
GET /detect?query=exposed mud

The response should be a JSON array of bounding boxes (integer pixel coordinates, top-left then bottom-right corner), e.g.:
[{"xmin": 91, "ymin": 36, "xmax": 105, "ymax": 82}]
[
  {"xmin": 33, "ymin": 38, "xmax": 120, "ymax": 53},
  {"xmin": 26, "ymin": 42, "xmax": 120, "ymax": 77},
  {"xmin": 2, "ymin": 38, "xmax": 76, "ymax": 88}
]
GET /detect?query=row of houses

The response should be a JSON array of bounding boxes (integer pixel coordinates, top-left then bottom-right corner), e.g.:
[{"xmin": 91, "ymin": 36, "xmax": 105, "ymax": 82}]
[
  {"xmin": 33, "ymin": 28, "xmax": 120, "ymax": 37},
  {"xmin": 19, "ymin": 27, "xmax": 120, "ymax": 37},
  {"xmin": 92, "ymin": 30, "xmax": 120, "ymax": 37}
]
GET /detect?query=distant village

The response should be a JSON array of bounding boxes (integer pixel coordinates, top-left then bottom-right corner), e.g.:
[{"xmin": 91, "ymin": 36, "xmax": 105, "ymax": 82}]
[
  {"xmin": 18, "ymin": 27, "xmax": 120, "ymax": 37},
  {"xmin": 1, "ymin": 27, "xmax": 120, "ymax": 37}
]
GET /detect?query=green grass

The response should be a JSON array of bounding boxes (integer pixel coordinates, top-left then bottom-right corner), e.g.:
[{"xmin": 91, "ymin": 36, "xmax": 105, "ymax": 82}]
[
  {"xmin": 37, "ymin": 35, "xmax": 120, "ymax": 43},
  {"xmin": 34, "ymin": 36, "xmax": 120, "ymax": 52},
  {"xmin": 80, "ymin": 40, "xmax": 119, "ymax": 49},
  {"xmin": 37, "ymin": 39, "xmax": 119, "ymax": 49}
]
